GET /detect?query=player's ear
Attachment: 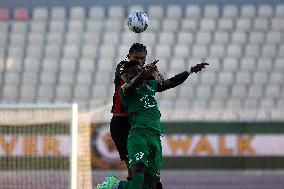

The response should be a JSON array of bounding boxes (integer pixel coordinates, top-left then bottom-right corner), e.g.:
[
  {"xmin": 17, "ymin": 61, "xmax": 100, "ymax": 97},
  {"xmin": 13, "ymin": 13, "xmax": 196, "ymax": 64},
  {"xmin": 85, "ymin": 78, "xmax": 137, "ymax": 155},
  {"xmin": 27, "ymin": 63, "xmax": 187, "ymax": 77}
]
[{"xmin": 127, "ymin": 54, "xmax": 130, "ymax": 59}]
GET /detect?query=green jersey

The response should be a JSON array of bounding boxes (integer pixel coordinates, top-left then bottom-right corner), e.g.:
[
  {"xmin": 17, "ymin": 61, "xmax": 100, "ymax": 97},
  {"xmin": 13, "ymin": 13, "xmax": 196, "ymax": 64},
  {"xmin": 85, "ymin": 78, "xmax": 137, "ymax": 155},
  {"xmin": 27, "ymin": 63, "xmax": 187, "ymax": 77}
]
[{"xmin": 119, "ymin": 80, "xmax": 162, "ymax": 132}]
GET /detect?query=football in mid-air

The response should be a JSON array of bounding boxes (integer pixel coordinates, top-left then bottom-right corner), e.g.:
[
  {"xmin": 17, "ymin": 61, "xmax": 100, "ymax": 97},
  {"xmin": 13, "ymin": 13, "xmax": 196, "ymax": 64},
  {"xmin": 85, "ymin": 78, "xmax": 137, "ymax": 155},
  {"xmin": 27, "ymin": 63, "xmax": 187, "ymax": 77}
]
[{"xmin": 127, "ymin": 12, "xmax": 149, "ymax": 33}]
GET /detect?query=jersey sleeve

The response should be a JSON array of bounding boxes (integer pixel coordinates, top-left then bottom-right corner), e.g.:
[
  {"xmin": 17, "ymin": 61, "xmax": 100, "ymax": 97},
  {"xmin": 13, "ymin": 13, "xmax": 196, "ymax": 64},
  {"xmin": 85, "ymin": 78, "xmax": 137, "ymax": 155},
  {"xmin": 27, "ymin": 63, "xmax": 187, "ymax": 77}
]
[{"xmin": 156, "ymin": 71, "xmax": 189, "ymax": 92}]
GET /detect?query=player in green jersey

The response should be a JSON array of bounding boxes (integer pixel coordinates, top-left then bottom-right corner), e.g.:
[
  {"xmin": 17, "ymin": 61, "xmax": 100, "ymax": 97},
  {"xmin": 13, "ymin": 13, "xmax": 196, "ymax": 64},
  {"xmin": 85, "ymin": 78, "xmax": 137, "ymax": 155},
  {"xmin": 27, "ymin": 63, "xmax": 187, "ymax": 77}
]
[
  {"xmin": 118, "ymin": 60, "xmax": 164, "ymax": 189},
  {"xmin": 96, "ymin": 60, "xmax": 208, "ymax": 189}
]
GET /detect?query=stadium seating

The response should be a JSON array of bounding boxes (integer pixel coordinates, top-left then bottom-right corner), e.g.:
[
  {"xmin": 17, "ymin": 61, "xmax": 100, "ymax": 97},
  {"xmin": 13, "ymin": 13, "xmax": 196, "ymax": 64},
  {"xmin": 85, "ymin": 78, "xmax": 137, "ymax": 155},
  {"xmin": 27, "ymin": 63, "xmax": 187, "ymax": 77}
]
[{"xmin": 0, "ymin": 4, "xmax": 283, "ymax": 121}]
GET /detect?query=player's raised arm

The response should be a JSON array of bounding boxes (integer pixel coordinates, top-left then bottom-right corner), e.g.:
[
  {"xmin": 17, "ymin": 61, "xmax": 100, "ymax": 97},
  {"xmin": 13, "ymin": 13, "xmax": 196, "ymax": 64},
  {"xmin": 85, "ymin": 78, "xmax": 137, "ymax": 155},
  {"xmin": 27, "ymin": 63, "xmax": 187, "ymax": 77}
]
[{"xmin": 157, "ymin": 62, "xmax": 209, "ymax": 92}]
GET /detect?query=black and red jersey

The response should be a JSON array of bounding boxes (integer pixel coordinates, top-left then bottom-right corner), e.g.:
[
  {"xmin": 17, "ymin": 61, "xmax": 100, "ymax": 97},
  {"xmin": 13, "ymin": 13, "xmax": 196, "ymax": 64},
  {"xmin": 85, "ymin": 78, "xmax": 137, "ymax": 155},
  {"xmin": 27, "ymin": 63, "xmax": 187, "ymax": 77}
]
[
  {"xmin": 111, "ymin": 61, "xmax": 129, "ymax": 114},
  {"xmin": 111, "ymin": 78, "xmax": 128, "ymax": 114}
]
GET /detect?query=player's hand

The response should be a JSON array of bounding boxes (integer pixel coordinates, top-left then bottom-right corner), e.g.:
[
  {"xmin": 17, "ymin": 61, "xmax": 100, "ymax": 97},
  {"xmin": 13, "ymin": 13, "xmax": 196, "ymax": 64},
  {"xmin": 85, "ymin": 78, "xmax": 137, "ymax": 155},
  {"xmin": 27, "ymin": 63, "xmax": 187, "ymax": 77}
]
[
  {"xmin": 190, "ymin": 63, "xmax": 209, "ymax": 73},
  {"xmin": 145, "ymin": 60, "xmax": 159, "ymax": 71},
  {"xmin": 151, "ymin": 59, "xmax": 159, "ymax": 66}
]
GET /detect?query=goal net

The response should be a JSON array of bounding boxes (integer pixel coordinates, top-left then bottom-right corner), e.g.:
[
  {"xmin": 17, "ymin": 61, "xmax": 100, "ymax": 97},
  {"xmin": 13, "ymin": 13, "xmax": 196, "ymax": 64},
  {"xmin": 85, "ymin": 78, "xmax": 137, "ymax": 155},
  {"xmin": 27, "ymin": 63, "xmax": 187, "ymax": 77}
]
[{"xmin": 0, "ymin": 104, "xmax": 92, "ymax": 189}]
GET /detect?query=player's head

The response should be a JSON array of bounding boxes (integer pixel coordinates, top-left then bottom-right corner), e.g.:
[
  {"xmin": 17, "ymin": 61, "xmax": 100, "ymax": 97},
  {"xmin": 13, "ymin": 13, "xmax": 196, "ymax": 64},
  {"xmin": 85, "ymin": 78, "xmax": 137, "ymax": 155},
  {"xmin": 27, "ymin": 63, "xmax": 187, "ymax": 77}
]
[
  {"xmin": 121, "ymin": 60, "xmax": 142, "ymax": 82},
  {"xmin": 127, "ymin": 43, "xmax": 147, "ymax": 66}
]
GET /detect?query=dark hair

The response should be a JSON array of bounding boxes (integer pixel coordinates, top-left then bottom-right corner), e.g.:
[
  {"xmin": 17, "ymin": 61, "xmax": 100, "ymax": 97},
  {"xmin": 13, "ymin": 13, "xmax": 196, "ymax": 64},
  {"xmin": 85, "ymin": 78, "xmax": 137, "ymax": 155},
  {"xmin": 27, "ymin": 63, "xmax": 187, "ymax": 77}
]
[{"xmin": 129, "ymin": 43, "xmax": 147, "ymax": 55}]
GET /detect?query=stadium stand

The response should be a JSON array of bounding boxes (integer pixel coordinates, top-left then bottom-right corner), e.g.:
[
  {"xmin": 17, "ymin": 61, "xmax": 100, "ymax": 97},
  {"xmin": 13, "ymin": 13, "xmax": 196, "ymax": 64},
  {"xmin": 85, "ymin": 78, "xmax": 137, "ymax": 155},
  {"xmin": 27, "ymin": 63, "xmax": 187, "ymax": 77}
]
[{"xmin": 0, "ymin": 4, "xmax": 283, "ymax": 121}]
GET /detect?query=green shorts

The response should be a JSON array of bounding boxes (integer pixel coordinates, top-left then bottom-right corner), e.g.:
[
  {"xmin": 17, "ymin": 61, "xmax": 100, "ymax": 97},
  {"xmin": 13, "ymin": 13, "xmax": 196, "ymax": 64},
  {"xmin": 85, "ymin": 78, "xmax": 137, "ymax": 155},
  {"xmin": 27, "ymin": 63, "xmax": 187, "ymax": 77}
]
[{"xmin": 127, "ymin": 129, "xmax": 162, "ymax": 177}]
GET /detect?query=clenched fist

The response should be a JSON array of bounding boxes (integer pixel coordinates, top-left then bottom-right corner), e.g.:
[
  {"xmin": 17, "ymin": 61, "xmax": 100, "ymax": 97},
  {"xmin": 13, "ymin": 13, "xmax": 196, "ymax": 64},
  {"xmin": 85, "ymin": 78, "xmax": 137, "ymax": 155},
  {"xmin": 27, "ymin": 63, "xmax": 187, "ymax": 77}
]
[{"xmin": 190, "ymin": 63, "xmax": 209, "ymax": 73}]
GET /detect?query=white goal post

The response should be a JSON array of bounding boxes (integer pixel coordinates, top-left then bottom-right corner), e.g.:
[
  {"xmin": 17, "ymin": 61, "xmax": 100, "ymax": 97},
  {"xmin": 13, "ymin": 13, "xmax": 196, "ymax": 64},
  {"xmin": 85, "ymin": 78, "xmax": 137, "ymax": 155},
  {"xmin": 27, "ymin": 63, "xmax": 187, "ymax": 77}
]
[{"xmin": 0, "ymin": 103, "xmax": 92, "ymax": 189}]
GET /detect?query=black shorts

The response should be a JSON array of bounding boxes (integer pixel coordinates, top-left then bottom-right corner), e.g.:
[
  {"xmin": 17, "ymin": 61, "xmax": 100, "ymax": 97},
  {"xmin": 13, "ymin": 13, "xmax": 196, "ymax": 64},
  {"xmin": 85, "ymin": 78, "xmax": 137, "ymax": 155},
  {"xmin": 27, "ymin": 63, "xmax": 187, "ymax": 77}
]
[{"xmin": 110, "ymin": 115, "xmax": 131, "ymax": 161}]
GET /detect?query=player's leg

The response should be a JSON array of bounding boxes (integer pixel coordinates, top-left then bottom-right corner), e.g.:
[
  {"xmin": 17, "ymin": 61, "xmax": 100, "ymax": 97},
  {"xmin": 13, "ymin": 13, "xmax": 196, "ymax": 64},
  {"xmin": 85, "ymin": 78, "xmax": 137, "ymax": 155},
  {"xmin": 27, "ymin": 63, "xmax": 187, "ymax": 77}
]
[
  {"xmin": 126, "ymin": 130, "xmax": 150, "ymax": 188},
  {"xmin": 118, "ymin": 164, "xmax": 159, "ymax": 189},
  {"xmin": 96, "ymin": 163, "xmax": 159, "ymax": 189},
  {"xmin": 129, "ymin": 163, "xmax": 160, "ymax": 189},
  {"xmin": 127, "ymin": 129, "xmax": 161, "ymax": 188},
  {"xmin": 130, "ymin": 163, "xmax": 147, "ymax": 188},
  {"xmin": 144, "ymin": 168, "xmax": 159, "ymax": 189},
  {"xmin": 110, "ymin": 115, "xmax": 132, "ymax": 179},
  {"xmin": 147, "ymin": 131, "xmax": 163, "ymax": 189},
  {"xmin": 115, "ymin": 163, "xmax": 153, "ymax": 189},
  {"xmin": 156, "ymin": 182, "xmax": 163, "ymax": 189}
]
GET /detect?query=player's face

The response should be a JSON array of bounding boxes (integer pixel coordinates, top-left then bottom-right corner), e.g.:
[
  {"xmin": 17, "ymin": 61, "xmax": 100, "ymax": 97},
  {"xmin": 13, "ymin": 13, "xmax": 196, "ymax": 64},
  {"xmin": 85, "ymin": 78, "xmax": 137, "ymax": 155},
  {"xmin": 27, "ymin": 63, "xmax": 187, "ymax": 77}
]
[{"xmin": 127, "ymin": 52, "xmax": 146, "ymax": 66}]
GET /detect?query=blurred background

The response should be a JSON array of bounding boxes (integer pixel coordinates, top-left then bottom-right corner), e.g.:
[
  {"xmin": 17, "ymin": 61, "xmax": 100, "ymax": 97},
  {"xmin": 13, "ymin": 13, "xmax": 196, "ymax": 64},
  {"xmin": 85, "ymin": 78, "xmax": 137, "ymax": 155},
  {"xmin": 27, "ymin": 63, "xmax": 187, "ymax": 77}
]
[{"xmin": 0, "ymin": 0, "xmax": 284, "ymax": 188}]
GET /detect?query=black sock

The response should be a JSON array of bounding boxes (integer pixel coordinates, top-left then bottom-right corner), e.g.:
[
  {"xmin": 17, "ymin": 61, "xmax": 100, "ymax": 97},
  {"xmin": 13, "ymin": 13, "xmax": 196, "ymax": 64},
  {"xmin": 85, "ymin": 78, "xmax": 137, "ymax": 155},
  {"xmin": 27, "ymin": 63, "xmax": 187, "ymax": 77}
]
[{"xmin": 156, "ymin": 181, "xmax": 163, "ymax": 189}]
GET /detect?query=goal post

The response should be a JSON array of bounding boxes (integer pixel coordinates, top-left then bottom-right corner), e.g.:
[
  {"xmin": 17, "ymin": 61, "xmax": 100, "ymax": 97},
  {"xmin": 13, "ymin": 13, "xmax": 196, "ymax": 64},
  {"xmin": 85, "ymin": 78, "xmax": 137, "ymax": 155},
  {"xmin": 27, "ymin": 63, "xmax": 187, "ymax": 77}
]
[
  {"xmin": 0, "ymin": 103, "xmax": 92, "ymax": 189},
  {"xmin": 71, "ymin": 103, "xmax": 78, "ymax": 189}
]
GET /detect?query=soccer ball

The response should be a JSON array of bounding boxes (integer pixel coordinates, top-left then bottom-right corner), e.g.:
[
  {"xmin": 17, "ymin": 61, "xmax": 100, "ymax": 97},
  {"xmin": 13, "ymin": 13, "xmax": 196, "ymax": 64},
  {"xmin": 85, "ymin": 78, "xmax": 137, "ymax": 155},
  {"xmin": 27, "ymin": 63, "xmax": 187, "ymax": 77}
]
[{"xmin": 127, "ymin": 12, "xmax": 149, "ymax": 33}]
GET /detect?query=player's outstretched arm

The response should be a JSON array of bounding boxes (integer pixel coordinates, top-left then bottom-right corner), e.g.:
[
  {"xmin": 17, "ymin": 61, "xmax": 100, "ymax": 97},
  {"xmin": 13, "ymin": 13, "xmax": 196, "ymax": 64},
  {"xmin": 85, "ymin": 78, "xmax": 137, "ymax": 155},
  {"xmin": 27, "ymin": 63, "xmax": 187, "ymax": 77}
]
[{"xmin": 157, "ymin": 62, "xmax": 209, "ymax": 92}]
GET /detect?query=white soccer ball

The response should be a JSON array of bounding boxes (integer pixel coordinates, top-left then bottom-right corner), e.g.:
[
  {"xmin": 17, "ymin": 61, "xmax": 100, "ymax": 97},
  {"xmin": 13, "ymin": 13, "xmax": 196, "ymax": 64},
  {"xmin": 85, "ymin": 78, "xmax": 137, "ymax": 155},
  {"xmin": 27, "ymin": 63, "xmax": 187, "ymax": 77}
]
[{"xmin": 127, "ymin": 12, "xmax": 149, "ymax": 33}]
